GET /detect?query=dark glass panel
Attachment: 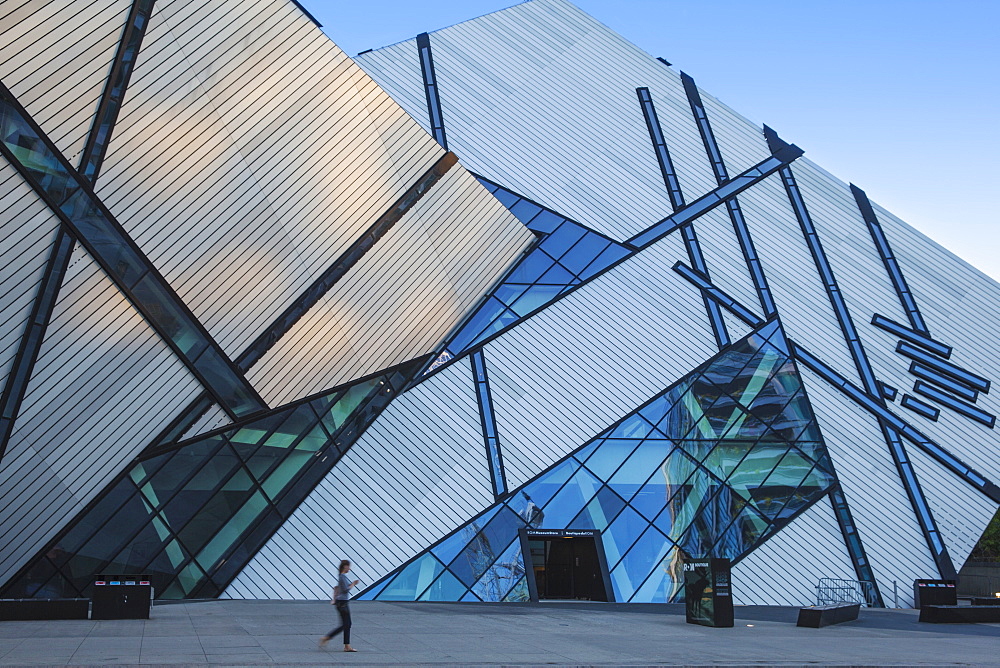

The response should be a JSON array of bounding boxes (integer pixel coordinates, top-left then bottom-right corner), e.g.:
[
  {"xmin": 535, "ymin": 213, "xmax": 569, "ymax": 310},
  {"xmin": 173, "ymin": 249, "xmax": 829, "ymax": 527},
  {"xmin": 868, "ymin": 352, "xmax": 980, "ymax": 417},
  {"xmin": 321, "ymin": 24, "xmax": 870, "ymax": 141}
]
[
  {"xmin": 139, "ymin": 435, "xmax": 228, "ymax": 510},
  {"xmin": 176, "ymin": 469, "xmax": 255, "ymax": 555},
  {"xmin": 195, "ymin": 491, "xmax": 269, "ymax": 573},
  {"xmin": 56, "ymin": 479, "xmax": 138, "ymax": 556},
  {"xmin": 158, "ymin": 444, "xmax": 241, "ymax": 530}
]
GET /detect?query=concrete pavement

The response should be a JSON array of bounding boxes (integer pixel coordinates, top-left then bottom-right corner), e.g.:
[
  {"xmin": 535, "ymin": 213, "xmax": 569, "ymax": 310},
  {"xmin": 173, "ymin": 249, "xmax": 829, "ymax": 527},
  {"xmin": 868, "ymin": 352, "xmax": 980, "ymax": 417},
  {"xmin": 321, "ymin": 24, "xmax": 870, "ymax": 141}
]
[{"xmin": 0, "ymin": 599, "xmax": 997, "ymax": 666}]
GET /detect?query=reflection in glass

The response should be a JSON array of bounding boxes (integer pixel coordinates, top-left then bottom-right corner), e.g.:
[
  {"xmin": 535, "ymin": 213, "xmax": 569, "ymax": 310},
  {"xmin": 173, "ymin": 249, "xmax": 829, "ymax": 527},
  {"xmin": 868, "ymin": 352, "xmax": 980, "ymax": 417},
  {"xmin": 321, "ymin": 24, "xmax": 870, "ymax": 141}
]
[{"xmin": 365, "ymin": 319, "xmax": 837, "ymax": 604}]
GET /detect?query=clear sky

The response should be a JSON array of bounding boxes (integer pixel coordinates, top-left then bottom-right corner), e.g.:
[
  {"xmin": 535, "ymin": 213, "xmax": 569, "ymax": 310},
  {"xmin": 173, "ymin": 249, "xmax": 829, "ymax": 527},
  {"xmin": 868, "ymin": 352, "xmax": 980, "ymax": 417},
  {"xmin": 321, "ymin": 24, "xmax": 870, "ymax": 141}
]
[{"xmin": 303, "ymin": 0, "xmax": 999, "ymax": 282}]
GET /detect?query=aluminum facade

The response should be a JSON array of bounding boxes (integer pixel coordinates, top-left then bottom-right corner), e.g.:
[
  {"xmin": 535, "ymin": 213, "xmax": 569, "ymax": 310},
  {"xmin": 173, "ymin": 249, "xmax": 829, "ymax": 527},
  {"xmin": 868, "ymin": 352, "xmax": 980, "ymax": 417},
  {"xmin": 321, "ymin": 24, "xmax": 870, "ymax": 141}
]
[{"xmin": 1, "ymin": 0, "xmax": 996, "ymax": 608}]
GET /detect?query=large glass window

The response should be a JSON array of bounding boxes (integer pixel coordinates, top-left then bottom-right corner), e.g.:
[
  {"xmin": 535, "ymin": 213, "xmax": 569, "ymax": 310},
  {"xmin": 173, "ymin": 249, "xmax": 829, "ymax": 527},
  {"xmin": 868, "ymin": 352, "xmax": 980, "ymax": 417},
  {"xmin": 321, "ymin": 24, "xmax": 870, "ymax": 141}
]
[{"xmin": 364, "ymin": 319, "xmax": 838, "ymax": 603}]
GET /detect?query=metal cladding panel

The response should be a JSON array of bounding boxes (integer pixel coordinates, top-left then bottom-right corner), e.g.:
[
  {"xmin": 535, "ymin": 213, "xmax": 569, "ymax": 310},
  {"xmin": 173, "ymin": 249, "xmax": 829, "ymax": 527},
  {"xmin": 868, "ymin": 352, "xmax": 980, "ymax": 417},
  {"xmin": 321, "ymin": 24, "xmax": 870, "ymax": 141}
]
[
  {"xmin": 0, "ymin": 246, "xmax": 202, "ymax": 585},
  {"xmin": 224, "ymin": 359, "xmax": 491, "ymax": 599},
  {"xmin": 732, "ymin": 500, "xmax": 857, "ymax": 606},
  {"xmin": 906, "ymin": 445, "xmax": 998, "ymax": 570},
  {"xmin": 484, "ymin": 232, "xmax": 717, "ymax": 490},
  {"xmin": 95, "ymin": 0, "xmax": 446, "ymax": 358},
  {"xmin": 247, "ymin": 167, "xmax": 532, "ymax": 406},
  {"xmin": 356, "ymin": 0, "xmax": 719, "ymax": 241},
  {"xmin": 868, "ymin": 204, "xmax": 1000, "ymax": 480},
  {"xmin": 697, "ymin": 89, "xmax": 772, "ymax": 179},
  {"xmin": 0, "ymin": 161, "xmax": 60, "ymax": 388},
  {"xmin": 799, "ymin": 366, "xmax": 937, "ymax": 607},
  {"xmin": 690, "ymin": 206, "xmax": 762, "ymax": 317},
  {"xmin": 0, "ymin": 0, "xmax": 130, "ymax": 164},
  {"xmin": 736, "ymin": 174, "xmax": 858, "ymax": 382}
]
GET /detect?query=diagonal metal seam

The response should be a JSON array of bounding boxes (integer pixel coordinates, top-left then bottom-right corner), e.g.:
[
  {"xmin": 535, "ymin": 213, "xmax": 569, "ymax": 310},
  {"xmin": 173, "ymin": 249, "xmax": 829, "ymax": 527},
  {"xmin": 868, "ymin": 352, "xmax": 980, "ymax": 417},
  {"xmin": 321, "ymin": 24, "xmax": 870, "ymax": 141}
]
[
  {"xmin": 0, "ymin": 1, "xmax": 156, "ymax": 462},
  {"xmin": 637, "ymin": 86, "xmax": 728, "ymax": 349},
  {"xmin": 419, "ymin": 150, "xmax": 806, "ymax": 386},
  {"xmin": 672, "ymin": 263, "xmax": 1000, "ymax": 505},
  {"xmin": 149, "ymin": 151, "xmax": 461, "ymax": 446},
  {"xmin": 78, "ymin": 0, "xmax": 155, "ymax": 184},
  {"xmin": 681, "ymin": 72, "xmax": 777, "ymax": 318},
  {"xmin": 0, "ymin": 81, "xmax": 267, "ymax": 420},
  {"xmin": 763, "ymin": 125, "xmax": 956, "ymax": 579}
]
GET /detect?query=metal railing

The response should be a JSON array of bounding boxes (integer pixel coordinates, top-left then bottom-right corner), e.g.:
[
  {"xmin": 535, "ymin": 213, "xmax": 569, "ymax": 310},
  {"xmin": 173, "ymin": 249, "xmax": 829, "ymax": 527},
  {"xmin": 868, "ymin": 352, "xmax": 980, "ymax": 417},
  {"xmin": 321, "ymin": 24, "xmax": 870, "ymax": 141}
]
[{"xmin": 816, "ymin": 578, "xmax": 880, "ymax": 607}]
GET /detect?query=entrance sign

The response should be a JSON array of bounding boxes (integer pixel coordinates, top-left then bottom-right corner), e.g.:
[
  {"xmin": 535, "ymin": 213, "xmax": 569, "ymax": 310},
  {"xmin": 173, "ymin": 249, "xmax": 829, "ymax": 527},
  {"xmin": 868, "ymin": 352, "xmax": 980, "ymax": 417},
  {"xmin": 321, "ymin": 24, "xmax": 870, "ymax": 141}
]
[{"xmin": 684, "ymin": 558, "xmax": 734, "ymax": 627}]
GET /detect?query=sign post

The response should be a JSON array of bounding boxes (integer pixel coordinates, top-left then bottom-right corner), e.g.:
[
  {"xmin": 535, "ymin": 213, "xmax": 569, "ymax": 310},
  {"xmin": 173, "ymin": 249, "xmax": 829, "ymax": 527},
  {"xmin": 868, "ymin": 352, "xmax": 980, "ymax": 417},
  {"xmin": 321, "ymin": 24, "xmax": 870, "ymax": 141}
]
[{"xmin": 683, "ymin": 558, "xmax": 734, "ymax": 627}]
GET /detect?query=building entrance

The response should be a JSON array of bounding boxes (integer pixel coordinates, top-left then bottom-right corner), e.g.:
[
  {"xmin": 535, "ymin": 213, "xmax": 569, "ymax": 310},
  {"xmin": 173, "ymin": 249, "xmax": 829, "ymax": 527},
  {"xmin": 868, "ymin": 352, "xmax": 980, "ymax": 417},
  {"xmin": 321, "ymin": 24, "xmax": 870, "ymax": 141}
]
[{"xmin": 522, "ymin": 529, "xmax": 610, "ymax": 601}]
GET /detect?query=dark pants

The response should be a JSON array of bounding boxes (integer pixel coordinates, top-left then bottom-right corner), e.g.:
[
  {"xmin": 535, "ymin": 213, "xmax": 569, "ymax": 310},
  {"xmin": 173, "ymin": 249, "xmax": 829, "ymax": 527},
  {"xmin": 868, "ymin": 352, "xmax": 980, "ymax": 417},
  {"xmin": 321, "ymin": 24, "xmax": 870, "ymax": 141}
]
[{"xmin": 326, "ymin": 600, "xmax": 351, "ymax": 644}]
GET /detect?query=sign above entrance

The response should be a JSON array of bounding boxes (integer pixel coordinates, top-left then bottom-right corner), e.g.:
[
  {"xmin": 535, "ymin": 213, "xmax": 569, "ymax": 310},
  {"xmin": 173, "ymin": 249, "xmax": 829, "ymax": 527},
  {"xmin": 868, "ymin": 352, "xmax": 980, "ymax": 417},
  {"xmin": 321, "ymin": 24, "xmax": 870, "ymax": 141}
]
[{"xmin": 525, "ymin": 529, "xmax": 599, "ymax": 538}]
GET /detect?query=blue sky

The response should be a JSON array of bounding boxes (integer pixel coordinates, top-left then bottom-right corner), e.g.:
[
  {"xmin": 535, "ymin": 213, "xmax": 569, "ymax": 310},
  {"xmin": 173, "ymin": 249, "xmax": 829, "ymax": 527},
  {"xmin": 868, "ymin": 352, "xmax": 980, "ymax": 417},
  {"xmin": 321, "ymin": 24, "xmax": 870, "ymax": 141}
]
[{"xmin": 303, "ymin": 0, "xmax": 999, "ymax": 281}]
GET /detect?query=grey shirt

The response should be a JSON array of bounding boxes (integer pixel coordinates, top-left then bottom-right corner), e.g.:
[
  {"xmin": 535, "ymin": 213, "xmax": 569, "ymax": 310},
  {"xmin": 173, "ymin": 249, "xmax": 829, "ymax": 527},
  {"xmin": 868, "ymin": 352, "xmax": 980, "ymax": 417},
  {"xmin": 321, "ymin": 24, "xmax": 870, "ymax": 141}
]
[{"xmin": 335, "ymin": 573, "xmax": 352, "ymax": 600}]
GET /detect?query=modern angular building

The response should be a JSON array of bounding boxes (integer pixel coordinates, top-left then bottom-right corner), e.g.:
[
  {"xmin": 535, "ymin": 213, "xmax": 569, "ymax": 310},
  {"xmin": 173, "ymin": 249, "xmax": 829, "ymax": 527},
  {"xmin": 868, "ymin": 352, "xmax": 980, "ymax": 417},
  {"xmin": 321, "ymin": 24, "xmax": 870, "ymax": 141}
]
[{"xmin": 0, "ymin": 0, "xmax": 996, "ymax": 608}]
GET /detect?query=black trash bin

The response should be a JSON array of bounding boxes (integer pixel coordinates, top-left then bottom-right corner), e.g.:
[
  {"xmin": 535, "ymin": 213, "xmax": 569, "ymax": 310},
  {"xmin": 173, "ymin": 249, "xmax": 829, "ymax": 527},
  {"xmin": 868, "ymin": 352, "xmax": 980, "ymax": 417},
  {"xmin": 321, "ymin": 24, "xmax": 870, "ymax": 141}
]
[
  {"xmin": 91, "ymin": 575, "xmax": 153, "ymax": 620},
  {"xmin": 684, "ymin": 558, "xmax": 734, "ymax": 627},
  {"xmin": 913, "ymin": 579, "xmax": 956, "ymax": 609}
]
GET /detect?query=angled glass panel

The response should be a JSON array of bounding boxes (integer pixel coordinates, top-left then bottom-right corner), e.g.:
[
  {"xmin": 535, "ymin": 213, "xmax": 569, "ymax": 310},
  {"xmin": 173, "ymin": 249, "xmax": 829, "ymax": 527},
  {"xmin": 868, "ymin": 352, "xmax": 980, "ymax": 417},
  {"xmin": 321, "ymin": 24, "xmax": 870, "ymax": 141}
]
[
  {"xmin": 504, "ymin": 576, "xmax": 530, "ymax": 602},
  {"xmin": 559, "ymin": 237, "xmax": 610, "ymax": 275},
  {"xmin": 470, "ymin": 538, "xmax": 523, "ymax": 602},
  {"xmin": 578, "ymin": 243, "xmax": 630, "ymax": 280},
  {"xmin": 375, "ymin": 553, "xmax": 445, "ymax": 601},
  {"xmin": 449, "ymin": 507, "xmax": 524, "ymax": 587},
  {"xmin": 418, "ymin": 569, "xmax": 468, "ymax": 601},
  {"xmin": 432, "ymin": 507, "xmax": 501, "ymax": 566},
  {"xmin": 570, "ymin": 486, "xmax": 627, "ymax": 530},
  {"xmin": 508, "ymin": 458, "xmax": 576, "ymax": 524},
  {"xmin": 359, "ymin": 319, "xmax": 837, "ymax": 605},
  {"xmin": 604, "ymin": 505, "xmax": 648, "ymax": 569},
  {"xmin": 539, "ymin": 467, "xmax": 603, "ymax": 528},
  {"xmin": 510, "ymin": 284, "xmax": 564, "ymax": 317},
  {"xmin": 540, "ymin": 223, "xmax": 588, "ymax": 259},
  {"xmin": 608, "ymin": 441, "xmax": 671, "ymax": 503},
  {"xmin": 631, "ymin": 543, "xmax": 685, "ymax": 603},
  {"xmin": 612, "ymin": 526, "xmax": 673, "ymax": 603}
]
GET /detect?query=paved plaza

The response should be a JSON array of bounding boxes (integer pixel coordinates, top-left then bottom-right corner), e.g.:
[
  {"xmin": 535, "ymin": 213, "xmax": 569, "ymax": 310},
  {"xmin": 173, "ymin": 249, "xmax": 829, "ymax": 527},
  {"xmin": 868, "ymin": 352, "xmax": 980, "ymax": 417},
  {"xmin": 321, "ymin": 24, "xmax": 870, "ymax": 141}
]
[{"xmin": 0, "ymin": 600, "xmax": 997, "ymax": 666}]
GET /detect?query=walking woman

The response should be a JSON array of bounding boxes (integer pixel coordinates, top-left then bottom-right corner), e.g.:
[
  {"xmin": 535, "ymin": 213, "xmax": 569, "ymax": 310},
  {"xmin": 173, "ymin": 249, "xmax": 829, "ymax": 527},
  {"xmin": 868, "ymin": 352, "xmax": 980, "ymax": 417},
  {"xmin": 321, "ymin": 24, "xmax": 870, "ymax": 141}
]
[{"xmin": 320, "ymin": 560, "xmax": 359, "ymax": 652}]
